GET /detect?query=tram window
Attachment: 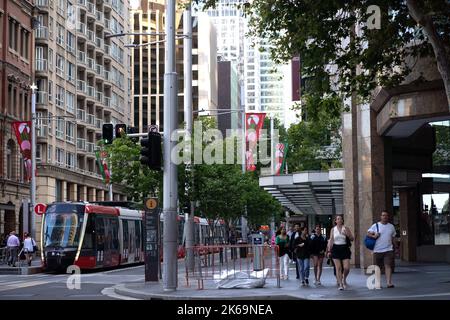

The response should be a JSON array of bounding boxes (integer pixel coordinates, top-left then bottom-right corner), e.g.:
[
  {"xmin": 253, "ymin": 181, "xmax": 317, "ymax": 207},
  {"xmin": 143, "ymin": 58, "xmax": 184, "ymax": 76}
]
[
  {"xmin": 135, "ymin": 220, "xmax": 141, "ymax": 252},
  {"xmin": 82, "ymin": 215, "xmax": 94, "ymax": 249},
  {"xmin": 111, "ymin": 218, "xmax": 119, "ymax": 250},
  {"xmin": 96, "ymin": 216, "xmax": 105, "ymax": 251},
  {"xmin": 122, "ymin": 220, "xmax": 129, "ymax": 251}
]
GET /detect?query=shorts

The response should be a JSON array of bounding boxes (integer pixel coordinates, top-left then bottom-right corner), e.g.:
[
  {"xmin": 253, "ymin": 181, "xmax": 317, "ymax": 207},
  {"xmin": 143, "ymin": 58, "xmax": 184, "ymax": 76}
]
[
  {"xmin": 331, "ymin": 244, "xmax": 351, "ymax": 260},
  {"xmin": 374, "ymin": 250, "xmax": 394, "ymax": 268}
]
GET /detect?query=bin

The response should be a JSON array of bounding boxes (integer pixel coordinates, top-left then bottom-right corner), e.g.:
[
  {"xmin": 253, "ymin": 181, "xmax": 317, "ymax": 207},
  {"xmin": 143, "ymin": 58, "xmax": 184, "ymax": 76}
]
[{"xmin": 251, "ymin": 234, "xmax": 264, "ymax": 271}]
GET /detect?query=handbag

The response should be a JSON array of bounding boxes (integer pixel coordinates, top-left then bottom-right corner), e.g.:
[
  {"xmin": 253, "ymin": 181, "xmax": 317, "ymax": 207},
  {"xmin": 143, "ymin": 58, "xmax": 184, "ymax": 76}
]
[
  {"xmin": 364, "ymin": 223, "xmax": 379, "ymax": 250},
  {"xmin": 32, "ymin": 238, "xmax": 38, "ymax": 252}
]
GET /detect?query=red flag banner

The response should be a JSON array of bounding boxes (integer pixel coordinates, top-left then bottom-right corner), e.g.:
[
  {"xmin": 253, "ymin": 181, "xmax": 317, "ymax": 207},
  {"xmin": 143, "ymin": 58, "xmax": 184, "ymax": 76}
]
[
  {"xmin": 275, "ymin": 142, "xmax": 289, "ymax": 175},
  {"xmin": 245, "ymin": 113, "xmax": 266, "ymax": 171},
  {"xmin": 12, "ymin": 121, "xmax": 32, "ymax": 181},
  {"xmin": 95, "ymin": 149, "xmax": 111, "ymax": 185}
]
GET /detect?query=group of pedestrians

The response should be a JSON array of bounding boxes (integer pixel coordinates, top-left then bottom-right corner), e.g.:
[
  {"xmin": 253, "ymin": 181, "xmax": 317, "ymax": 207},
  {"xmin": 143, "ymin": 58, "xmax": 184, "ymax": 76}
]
[
  {"xmin": 275, "ymin": 211, "xmax": 397, "ymax": 290},
  {"xmin": 1, "ymin": 231, "xmax": 37, "ymax": 267}
]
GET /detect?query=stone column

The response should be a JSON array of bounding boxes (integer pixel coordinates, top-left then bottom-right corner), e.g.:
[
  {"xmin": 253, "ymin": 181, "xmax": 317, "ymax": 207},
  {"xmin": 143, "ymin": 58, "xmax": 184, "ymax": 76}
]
[
  {"xmin": 356, "ymin": 104, "xmax": 393, "ymax": 268},
  {"xmin": 88, "ymin": 188, "xmax": 96, "ymax": 202},
  {"xmin": 79, "ymin": 185, "xmax": 87, "ymax": 201},
  {"xmin": 69, "ymin": 183, "xmax": 77, "ymax": 201},
  {"xmin": 96, "ymin": 189, "xmax": 104, "ymax": 202},
  {"xmin": 399, "ymin": 187, "xmax": 418, "ymax": 261},
  {"xmin": 342, "ymin": 95, "xmax": 360, "ymax": 267},
  {"xmin": 62, "ymin": 181, "xmax": 68, "ymax": 201}
]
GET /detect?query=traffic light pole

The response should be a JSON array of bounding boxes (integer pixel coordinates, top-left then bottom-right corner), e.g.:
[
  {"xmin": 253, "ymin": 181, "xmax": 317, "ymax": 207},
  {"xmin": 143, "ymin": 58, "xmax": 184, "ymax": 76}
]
[
  {"xmin": 163, "ymin": 0, "xmax": 178, "ymax": 292},
  {"xmin": 183, "ymin": 4, "xmax": 195, "ymax": 273}
]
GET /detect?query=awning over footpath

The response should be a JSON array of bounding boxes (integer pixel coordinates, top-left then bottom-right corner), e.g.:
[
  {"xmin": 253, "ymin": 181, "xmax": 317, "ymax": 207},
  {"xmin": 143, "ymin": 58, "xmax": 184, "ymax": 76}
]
[{"xmin": 259, "ymin": 169, "xmax": 344, "ymax": 216}]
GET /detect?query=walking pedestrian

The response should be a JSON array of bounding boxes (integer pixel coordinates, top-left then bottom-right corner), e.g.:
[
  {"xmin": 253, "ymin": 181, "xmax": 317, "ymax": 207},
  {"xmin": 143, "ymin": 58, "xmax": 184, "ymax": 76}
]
[
  {"xmin": 289, "ymin": 224, "xmax": 301, "ymax": 279},
  {"xmin": 295, "ymin": 226, "xmax": 311, "ymax": 286},
  {"xmin": 367, "ymin": 211, "xmax": 396, "ymax": 288},
  {"xmin": 275, "ymin": 227, "xmax": 290, "ymax": 280},
  {"xmin": 6, "ymin": 231, "xmax": 20, "ymax": 267},
  {"xmin": 310, "ymin": 225, "xmax": 327, "ymax": 286},
  {"xmin": 326, "ymin": 215, "xmax": 354, "ymax": 290},
  {"xmin": 23, "ymin": 232, "xmax": 36, "ymax": 266}
]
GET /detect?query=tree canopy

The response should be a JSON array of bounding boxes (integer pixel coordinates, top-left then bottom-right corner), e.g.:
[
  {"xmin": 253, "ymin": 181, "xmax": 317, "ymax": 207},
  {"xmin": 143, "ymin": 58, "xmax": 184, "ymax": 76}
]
[{"xmin": 197, "ymin": 0, "xmax": 450, "ymax": 106}]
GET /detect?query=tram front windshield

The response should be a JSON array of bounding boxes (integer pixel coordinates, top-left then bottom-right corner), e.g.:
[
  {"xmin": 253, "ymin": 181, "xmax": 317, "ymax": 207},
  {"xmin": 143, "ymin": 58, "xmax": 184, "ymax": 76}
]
[{"xmin": 43, "ymin": 205, "xmax": 84, "ymax": 248}]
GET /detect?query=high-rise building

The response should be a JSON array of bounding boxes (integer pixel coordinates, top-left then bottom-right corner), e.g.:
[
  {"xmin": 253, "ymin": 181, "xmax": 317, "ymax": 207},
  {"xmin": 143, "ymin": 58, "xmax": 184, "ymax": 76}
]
[
  {"xmin": 0, "ymin": 0, "xmax": 34, "ymax": 238},
  {"xmin": 131, "ymin": 1, "xmax": 217, "ymax": 132},
  {"xmin": 32, "ymin": 0, "xmax": 132, "ymax": 237}
]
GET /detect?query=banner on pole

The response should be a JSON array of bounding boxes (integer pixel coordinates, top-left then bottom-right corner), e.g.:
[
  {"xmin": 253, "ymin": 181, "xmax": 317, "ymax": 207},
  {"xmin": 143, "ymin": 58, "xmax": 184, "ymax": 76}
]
[
  {"xmin": 95, "ymin": 149, "xmax": 111, "ymax": 185},
  {"xmin": 245, "ymin": 113, "xmax": 266, "ymax": 171},
  {"xmin": 275, "ymin": 142, "xmax": 289, "ymax": 175},
  {"xmin": 12, "ymin": 121, "xmax": 32, "ymax": 181}
]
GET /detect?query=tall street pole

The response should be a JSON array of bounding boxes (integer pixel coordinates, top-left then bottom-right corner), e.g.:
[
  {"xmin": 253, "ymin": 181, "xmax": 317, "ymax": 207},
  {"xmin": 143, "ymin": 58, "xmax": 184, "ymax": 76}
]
[
  {"xmin": 163, "ymin": 0, "xmax": 178, "ymax": 291},
  {"xmin": 30, "ymin": 83, "xmax": 37, "ymax": 239},
  {"xmin": 241, "ymin": 103, "xmax": 248, "ymax": 242},
  {"xmin": 183, "ymin": 4, "xmax": 195, "ymax": 272}
]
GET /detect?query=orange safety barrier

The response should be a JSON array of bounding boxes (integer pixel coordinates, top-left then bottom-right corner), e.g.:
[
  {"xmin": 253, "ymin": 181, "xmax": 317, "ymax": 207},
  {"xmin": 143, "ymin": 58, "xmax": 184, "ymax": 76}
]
[{"xmin": 184, "ymin": 244, "xmax": 281, "ymax": 290}]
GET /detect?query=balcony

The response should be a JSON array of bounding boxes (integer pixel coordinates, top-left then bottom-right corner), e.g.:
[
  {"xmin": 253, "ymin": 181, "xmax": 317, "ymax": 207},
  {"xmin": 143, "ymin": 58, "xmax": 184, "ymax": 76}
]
[
  {"xmin": 77, "ymin": 51, "xmax": 86, "ymax": 66},
  {"xmin": 104, "ymin": 0, "xmax": 111, "ymax": 8},
  {"xmin": 77, "ymin": 138, "xmax": 86, "ymax": 151},
  {"xmin": 103, "ymin": 96, "xmax": 111, "ymax": 108},
  {"xmin": 77, "ymin": 79, "xmax": 86, "ymax": 94},
  {"xmin": 95, "ymin": 118, "xmax": 103, "ymax": 129},
  {"xmin": 77, "ymin": 0, "xmax": 86, "ymax": 7},
  {"xmin": 36, "ymin": 91, "xmax": 48, "ymax": 105},
  {"xmin": 95, "ymin": 10, "xmax": 103, "ymax": 24},
  {"xmin": 103, "ymin": 70, "xmax": 111, "ymax": 82},
  {"xmin": 104, "ymin": 44, "xmax": 110, "ymax": 56},
  {"xmin": 77, "ymin": 22, "xmax": 87, "ymax": 38},
  {"xmin": 104, "ymin": 19, "xmax": 111, "ymax": 31},
  {"xmin": 35, "ymin": 27, "xmax": 48, "ymax": 40},
  {"xmin": 37, "ymin": 125, "xmax": 48, "ymax": 138},
  {"xmin": 36, "ymin": 0, "xmax": 53, "ymax": 10},
  {"xmin": 95, "ymin": 37, "xmax": 104, "ymax": 51},
  {"xmin": 86, "ymin": 142, "xmax": 95, "ymax": 153},
  {"xmin": 87, "ymin": 2, "xmax": 95, "ymax": 16},
  {"xmin": 35, "ymin": 59, "xmax": 48, "ymax": 72},
  {"xmin": 77, "ymin": 108, "xmax": 86, "ymax": 122},
  {"xmin": 95, "ymin": 64, "xmax": 103, "ymax": 77},
  {"xmin": 87, "ymin": 85, "xmax": 95, "ymax": 98},
  {"xmin": 87, "ymin": 57, "xmax": 95, "ymax": 71},
  {"xmin": 87, "ymin": 114, "xmax": 95, "ymax": 126},
  {"xmin": 96, "ymin": 91, "xmax": 103, "ymax": 104}
]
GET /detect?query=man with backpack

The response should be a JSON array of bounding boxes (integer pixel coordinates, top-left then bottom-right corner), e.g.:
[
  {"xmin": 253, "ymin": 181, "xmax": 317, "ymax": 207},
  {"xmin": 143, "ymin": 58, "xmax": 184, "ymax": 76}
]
[{"xmin": 367, "ymin": 211, "xmax": 396, "ymax": 288}]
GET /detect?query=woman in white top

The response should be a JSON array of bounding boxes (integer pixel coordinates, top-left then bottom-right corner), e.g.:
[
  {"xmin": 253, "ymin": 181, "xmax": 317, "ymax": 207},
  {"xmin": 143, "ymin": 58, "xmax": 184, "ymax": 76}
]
[
  {"xmin": 23, "ymin": 232, "xmax": 36, "ymax": 266},
  {"xmin": 326, "ymin": 215, "xmax": 354, "ymax": 290}
]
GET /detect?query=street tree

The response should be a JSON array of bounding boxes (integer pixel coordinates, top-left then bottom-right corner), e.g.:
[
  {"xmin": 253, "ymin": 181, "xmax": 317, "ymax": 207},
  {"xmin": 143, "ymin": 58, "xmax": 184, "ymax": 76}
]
[{"xmin": 198, "ymin": 0, "xmax": 450, "ymax": 106}]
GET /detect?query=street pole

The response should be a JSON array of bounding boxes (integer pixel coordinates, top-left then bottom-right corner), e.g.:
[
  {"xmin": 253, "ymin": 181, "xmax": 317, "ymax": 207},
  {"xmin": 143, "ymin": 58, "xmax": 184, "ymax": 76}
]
[
  {"xmin": 271, "ymin": 117, "xmax": 275, "ymax": 175},
  {"xmin": 163, "ymin": 0, "xmax": 178, "ymax": 292},
  {"xmin": 30, "ymin": 83, "xmax": 37, "ymax": 239},
  {"xmin": 183, "ymin": 4, "xmax": 195, "ymax": 272},
  {"xmin": 241, "ymin": 104, "xmax": 248, "ymax": 242}
]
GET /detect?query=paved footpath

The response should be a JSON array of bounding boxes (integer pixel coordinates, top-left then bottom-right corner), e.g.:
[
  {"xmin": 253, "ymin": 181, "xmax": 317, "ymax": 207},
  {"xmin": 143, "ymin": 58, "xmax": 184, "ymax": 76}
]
[{"xmin": 112, "ymin": 261, "xmax": 450, "ymax": 300}]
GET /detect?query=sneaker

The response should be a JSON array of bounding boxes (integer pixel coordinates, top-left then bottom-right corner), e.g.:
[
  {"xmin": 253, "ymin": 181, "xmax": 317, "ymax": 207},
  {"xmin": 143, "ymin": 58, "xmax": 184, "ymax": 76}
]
[
  {"xmin": 301, "ymin": 280, "xmax": 306, "ymax": 286},
  {"xmin": 338, "ymin": 285, "xmax": 344, "ymax": 291},
  {"xmin": 305, "ymin": 279, "xmax": 309, "ymax": 285},
  {"xmin": 316, "ymin": 281, "xmax": 321, "ymax": 286}
]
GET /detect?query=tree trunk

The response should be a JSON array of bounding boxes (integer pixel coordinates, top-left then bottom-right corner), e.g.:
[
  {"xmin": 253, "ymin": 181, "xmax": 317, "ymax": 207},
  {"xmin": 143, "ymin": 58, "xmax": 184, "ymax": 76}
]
[{"xmin": 407, "ymin": 0, "xmax": 450, "ymax": 109}]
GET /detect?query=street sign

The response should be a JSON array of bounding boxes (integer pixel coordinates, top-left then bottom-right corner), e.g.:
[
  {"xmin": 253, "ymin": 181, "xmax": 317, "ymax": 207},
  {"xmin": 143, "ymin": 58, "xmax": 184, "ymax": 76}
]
[
  {"xmin": 34, "ymin": 203, "xmax": 46, "ymax": 215},
  {"xmin": 144, "ymin": 197, "xmax": 159, "ymax": 282},
  {"xmin": 149, "ymin": 125, "xmax": 158, "ymax": 133}
]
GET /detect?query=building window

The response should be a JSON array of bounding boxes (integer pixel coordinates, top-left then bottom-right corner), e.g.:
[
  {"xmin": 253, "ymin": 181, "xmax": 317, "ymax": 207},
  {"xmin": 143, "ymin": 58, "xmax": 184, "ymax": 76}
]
[
  {"xmin": 66, "ymin": 61, "xmax": 75, "ymax": 83},
  {"xmin": 57, "ymin": 0, "xmax": 65, "ymax": 17},
  {"xmin": 48, "ymin": 80, "xmax": 53, "ymax": 102},
  {"xmin": 66, "ymin": 152, "xmax": 75, "ymax": 169},
  {"xmin": 66, "ymin": 122, "xmax": 74, "ymax": 143},
  {"xmin": 66, "ymin": 31, "xmax": 75, "ymax": 55},
  {"xmin": 6, "ymin": 140, "xmax": 15, "ymax": 180},
  {"xmin": 48, "ymin": 112, "xmax": 53, "ymax": 135},
  {"xmin": 56, "ymin": 85, "xmax": 64, "ymax": 108},
  {"xmin": 56, "ymin": 54, "xmax": 65, "ymax": 77},
  {"xmin": 36, "ymin": 144, "xmax": 42, "ymax": 163},
  {"xmin": 57, "ymin": 23, "xmax": 64, "ymax": 47},
  {"xmin": 48, "ymin": 48, "xmax": 53, "ymax": 70},
  {"xmin": 8, "ymin": 19, "xmax": 17, "ymax": 51},
  {"xmin": 66, "ymin": 91, "xmax": 75, "ymax": 113},
  {"xmin": 56, "ymin": 148, "xmax": 64, "ymax": 165},
  {"xmin": 47, "ymin": 145, "xmax": 52, "ymax": 163},
  {"xmin": 56, "ymin": 117, "xmax": 64, "ymax": 139}
]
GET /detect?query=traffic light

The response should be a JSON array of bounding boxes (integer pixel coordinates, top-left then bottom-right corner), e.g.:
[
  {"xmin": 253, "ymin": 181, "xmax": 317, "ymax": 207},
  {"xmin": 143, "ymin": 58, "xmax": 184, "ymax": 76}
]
[
  {"xmin": 115, "ymin": 124, "xmax": 127, "ymax": 139},
  {"xmin": 127, "ymin": 126, "xmax": 139, "ymax": 143},
  {"xmin": 102, "ymin": 123, "xmax": 114, "ymax": 144},
  {"xmin": 140, "ymin": 130, "xmax": 162, "ymax": 171}
]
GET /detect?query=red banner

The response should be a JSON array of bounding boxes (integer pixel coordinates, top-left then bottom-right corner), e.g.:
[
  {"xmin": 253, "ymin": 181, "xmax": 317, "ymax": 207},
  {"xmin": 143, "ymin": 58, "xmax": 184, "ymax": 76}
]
[
  {"xmin": 245, "ymin": 113, "xmax": 266, "ymax": 171},
  {"xmin": 274, "ymin": 142, "xmax": 288, "ymax": 175},
  {"xmin": 12, "ymin": 121, "xmax": 32, "ymax": 181}
]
